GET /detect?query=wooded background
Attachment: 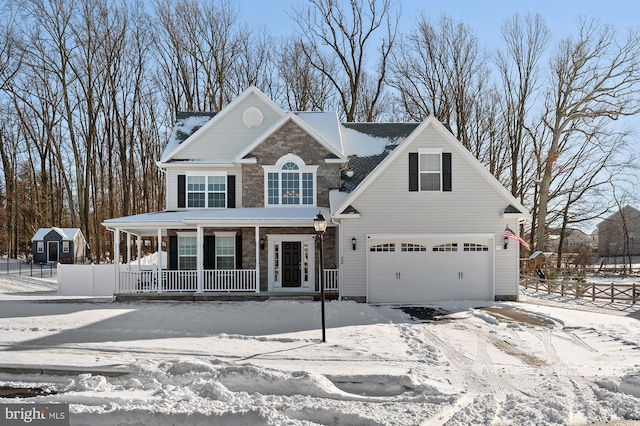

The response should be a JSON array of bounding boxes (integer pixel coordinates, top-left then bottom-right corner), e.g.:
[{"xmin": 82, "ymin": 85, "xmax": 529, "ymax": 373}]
[{"xmin": 0, "ymin": 0, "xmax": 638, "ymax": 264}]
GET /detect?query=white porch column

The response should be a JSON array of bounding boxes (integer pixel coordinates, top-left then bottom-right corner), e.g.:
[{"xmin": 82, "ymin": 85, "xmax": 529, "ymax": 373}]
[
  {"xmin": 255, "ymin": 226, "xmax": 260, "ymax": 293},
  {"xmin": 136, "ymin": 236, "xmax": 141, "ymax": 267},
  {"xmin": 126, "ymin": 233, "xmax": 132, "ymax": 267},
  {"xmin": 157, "ymin": 228, "xmax": 162, "ymax": 292},
  {"xmin": 197, "ymin": 226, "xmax": 203, "ymax": 293},
  {"xmin": 114, "ymin": 229, "xmax": 120, "ymax": 292}
]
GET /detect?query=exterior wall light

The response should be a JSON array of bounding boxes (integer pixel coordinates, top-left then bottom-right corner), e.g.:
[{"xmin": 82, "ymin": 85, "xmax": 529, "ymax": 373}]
[{"xmin": 352, "ymin": 237, "xmax": 357, "ymax": 250}]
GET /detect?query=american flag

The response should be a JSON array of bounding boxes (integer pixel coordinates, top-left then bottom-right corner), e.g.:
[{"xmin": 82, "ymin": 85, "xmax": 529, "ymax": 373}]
[{"xmin": 503, "ymin": 226, "xmax": 530, "ymax": 250}]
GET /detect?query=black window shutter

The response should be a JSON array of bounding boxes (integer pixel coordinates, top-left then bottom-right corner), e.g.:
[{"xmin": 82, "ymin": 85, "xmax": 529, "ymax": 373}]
[
  {"xmin": 227, "ymin": 175, "xmax": 236, "ymax": 208},
  {"xmin": 169, "ymin": 236, "xmax": 178, "ymax": 270},
  {"xmin": 177, "ymin": 175, "xmax": 186, "ymax": 208},
  {"xmin": 408, "ymin": 153, "xmax": 418, "ymax": 191},
  {"xmin": 235, "ymin": 234, "xmax": 242, "ymax": 269},
  {"xmin": 442, "ymin": 153, "xmax": 452, "ymax": 192},
  {"xmin": 204, "ymin": 236, "xmax": 216, "ymax": 270}
]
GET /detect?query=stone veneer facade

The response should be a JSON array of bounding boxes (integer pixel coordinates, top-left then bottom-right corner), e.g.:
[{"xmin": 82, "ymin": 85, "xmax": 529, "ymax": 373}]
[{"xmin": 242, "ymin": 120, "xmax": 343, "ymax": 208}]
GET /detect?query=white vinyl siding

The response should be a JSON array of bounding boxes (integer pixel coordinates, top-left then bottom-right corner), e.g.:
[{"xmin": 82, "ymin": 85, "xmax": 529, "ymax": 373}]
[
  {"xmin": 339, "ymin": 125, "xmax": 520, "ymax": 300},
  {"xmin": 173, "ymin": 94, "xmax": 282, "ymax": 161}
]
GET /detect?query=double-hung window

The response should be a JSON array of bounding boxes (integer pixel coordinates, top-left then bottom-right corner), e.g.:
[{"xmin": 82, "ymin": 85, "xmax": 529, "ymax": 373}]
[
  {"xmin": 187, "ymin": 174, "xmax": 226, "ymax": 208},
  {"xmin": 215, "ymin": 233, "xmax": 235, "ymax": 270},
  {"xmin": 264, "ymin": 154, "xmax": 317, "ymax": 206},
  {"xmin": 420, "ymin": 152, "xmax": 441, "ymax": 191},
  {"xmin": 409, "ymin": 150, "xmax": 452, "ymax": 192},
  {"xmin": 178, "ymin": 235, "xmax": 197, "ymax": 270}
]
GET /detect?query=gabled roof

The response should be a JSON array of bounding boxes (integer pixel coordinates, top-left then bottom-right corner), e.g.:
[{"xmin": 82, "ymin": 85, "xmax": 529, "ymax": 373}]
[
  {"xmin": 160, "ymin": 86, "xmax": 286, "ymax": 163},
  {"xmin": 160, "ymin": 112, "xmax": 217, "ymax": 160},
  {"xmin": 597, "ymin": 205, "xmax": 640, "ymax": 227},
  {"xmin": 235, "ymin": 112, "xmax": 347, "ymax": 163},
  {"xmin": 338, "ymin": 123, "xmax": 420, "ymax": 192},
  {"xmin": 32, "ymin": 227, "xmax": 84, "ymax": 242},
  {"xmin": 334, "ymin": 115, "xmax": 529, "ymax": 218}
]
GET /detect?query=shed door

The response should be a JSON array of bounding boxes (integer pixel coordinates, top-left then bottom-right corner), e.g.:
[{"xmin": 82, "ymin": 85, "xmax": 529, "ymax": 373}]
[
  {"xmin": 367, "ymin": 237, "xmax": 492, "ymax": 303},
  {"xmin": 48, "ymin": 241, "xmax": 59, "ymax": 263}
]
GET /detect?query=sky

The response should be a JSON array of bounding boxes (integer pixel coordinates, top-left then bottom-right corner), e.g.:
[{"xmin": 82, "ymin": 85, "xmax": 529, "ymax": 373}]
[
  {"xmin": 237, "ymin": 0, "xmax": 640, "ymax": 50},
  {"xmin": 1, "ymin": 274, "xmax": 639, "ymax": 424}
]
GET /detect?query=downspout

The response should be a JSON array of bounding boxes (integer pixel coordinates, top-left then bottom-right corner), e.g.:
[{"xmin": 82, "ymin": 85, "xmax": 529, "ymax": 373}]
[{"xmin": 330, "ymin": 214, "xmax": 342, "ymax": 300}]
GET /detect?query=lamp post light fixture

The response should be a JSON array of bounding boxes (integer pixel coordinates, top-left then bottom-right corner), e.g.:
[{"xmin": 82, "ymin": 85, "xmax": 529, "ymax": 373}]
[
  {"xmin": 313, "ymin": 211, "xmax": 327, "ymax": 343},
  {"xmin": 351, "ymin": 237, "xmax": 357, "ymax": 250}
]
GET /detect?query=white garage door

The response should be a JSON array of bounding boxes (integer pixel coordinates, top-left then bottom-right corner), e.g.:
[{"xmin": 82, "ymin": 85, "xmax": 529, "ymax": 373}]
[{"xmin": 367, "ymin": 237, "xmax": 493, "ymax": 303}]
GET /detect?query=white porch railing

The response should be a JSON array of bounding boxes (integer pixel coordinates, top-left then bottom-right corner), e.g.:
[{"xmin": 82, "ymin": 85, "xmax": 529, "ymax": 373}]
[
  {"xmin": 118, "ymin": 268, "xmax": 336, "ymax": 294},
  {"xmin": 203, "ymin": 269, "xmax": 257, "ymax": 292},
  {"xmin": 324, "ymin": 269, "xmax": 339, "ymax": 291},
  {"xmin": 117, "ymin": 269, "xmax": 258, "ymax": 294}
]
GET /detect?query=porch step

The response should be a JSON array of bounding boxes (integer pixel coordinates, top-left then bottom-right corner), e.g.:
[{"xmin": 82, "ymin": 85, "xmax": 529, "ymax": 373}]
[
  {"xmin": 114, "ymin": 292, "xmax": 337, "ymax": 302},
  {"xmin": 268, "ymin": 295, "xmax": 315, "ymax": 301}
]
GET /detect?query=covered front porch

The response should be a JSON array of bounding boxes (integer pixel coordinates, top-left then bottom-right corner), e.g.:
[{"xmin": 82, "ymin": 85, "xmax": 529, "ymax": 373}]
[{"xmin": 103, "ymin": 207, "xmax": 339, "ymax": 296}]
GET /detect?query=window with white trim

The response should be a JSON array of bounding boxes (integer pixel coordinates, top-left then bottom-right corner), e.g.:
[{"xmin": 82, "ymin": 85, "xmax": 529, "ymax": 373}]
[
  {"xmin": 187, "ymin": 174, "xmax": 226, "ymax": 208},
  {"xmin": 420, "ymin": 152, "xmax": 441, "ymax": 191},
  {"xmin": 215, "ymin": 234, "xmax": 235, "ymax": 270},
  {"xmin": 178, "ymin": 236, "xmax": 197, "ymax": 270},
  {"xmin": 62, "ymin": 241, "xmax": 70, "ymax": 253},
  {"xmin": 264, "ymin": 155, "xmax": 317, "ymax": 206},
  {"xmin": 37, "ymin": 242, "xmax": 44, "ymax": 253}
]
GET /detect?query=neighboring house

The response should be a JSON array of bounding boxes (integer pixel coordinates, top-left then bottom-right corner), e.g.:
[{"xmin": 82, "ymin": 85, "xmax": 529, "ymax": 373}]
[
  {"xmin": 546, "ymin": 228, "xmax": 595, "ymax": 253},
  {"xmin": 102, "ymin": 87, "xmax": 529, "ymax": 303},
  {"xmin": 596, "ymin": 205, "xmax": 640, "ymax": 257},
  {"xmin": 32, "ymin": 227, "xmax": 87, "ymax": 264}
]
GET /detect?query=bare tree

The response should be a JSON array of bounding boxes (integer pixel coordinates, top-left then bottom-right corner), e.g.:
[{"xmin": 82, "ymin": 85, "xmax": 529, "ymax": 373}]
[
  {"xmin": 535, "ymin": 17, "xmax": 640, "ymax": 251},
  {"xmin": 292, "ymin": 0, "xmax": 398, "ymax": 122},
  {"xmin": 389, "ymin": 14, "xmax": 490, "ymax": 149},
  {"xmin": 495, "ymin": 14, "xmax": 550, "ymax": 199},
  {"xmin": 278, "ymin": 39, "xmax": 334, "ymax": 112}
]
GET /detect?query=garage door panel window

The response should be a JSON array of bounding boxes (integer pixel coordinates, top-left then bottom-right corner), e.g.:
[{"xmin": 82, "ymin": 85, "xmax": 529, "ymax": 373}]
[
  {"xmin": 433, "ymin": 243, "xmax": 458, "ymax": 252},
  {"xmin": 464, "ymin": 243, "xmax": 489, "ymax": 252},
  {"xmin": 401, "ymin": 243, "xmax": 427, "ymax": 252},
  {"xmin": 370, "ymin": 243, "xmax": 395, "ymax": 252}
]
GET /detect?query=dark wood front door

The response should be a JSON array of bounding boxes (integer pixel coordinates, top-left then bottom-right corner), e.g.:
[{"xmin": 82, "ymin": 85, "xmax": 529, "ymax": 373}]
[
  {"xmin": 47, "ymin": 241, "xmax": 59, "ymax": 263},
  {"xmin": 282, "ymin": 242, "xmax": 301, "ymax": 287}
]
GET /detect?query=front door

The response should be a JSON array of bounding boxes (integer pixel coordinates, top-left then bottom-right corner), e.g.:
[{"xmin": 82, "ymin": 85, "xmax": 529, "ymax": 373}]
[
  {"xmin": 282, "ymin": 242, "xmax": 301, "ymax": 287},
  {"xmin": 47, "ymin": 241, "xmax": 59, "ymax": 263}
]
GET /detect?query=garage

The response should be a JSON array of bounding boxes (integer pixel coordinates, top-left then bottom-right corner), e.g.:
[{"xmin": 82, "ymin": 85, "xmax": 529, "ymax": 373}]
[{"xmin": 366, "ymin": 236, "xmax": 494, "ymax": 303}]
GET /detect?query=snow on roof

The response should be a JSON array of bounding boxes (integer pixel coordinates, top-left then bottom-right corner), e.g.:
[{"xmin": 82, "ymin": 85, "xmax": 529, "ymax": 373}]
[
  {"xmin": 295, "ymin": 112, "xmax": 343, "ymax": 154},
  {"xmin": 340, "ymin": 123, "xmax": 419, "ymax": 157},
  {"xmin": 160, "ymin": 113, "xmax": 217, "ymax": 161},
  {"xmin": 103, "ymin": 207, "xmax": 333, "ymax": 229},
  {"xmin": 31, "ymin": 227, "xmax": 82, "ymax": 241}
]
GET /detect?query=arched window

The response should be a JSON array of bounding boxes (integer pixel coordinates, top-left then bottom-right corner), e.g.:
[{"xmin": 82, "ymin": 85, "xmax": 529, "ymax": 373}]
[{"xmin": 264, "ymin": 155, "xmax": 317, "ymax": 206}]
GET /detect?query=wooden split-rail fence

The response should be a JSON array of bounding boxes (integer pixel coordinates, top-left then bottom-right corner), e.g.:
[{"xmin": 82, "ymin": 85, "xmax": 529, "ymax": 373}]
[{"xmin": 520, "ymin": 275, "xmax": 639, "ymax": 304}]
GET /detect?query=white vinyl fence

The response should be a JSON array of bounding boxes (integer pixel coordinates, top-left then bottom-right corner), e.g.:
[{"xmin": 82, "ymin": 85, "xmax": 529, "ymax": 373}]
[{"xmin": 58, "ymin": 263, "xmax": 116, "ymax": 296}]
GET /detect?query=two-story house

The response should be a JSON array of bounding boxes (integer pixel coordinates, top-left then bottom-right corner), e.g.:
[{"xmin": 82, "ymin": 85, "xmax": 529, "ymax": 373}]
[{"xmin": 103, "ymin": 86, "xmax": 529, "ymax": 303}]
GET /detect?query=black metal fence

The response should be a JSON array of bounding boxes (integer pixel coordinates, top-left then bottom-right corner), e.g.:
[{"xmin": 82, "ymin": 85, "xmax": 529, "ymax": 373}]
[{"xmin": 0, "ymin": 260, "xmax": 57, "ymax": 279}]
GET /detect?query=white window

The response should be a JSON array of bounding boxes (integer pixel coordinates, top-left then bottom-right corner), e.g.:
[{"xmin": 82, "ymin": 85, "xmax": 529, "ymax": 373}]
[
  {"xmin": 215, "ymin": 234, "xmax": 235, "ymax": 270},
  {"xmin": 178, "ymin": 236, "xmax": 197, "ymax": 270},
  {"xmin": 264, "ymin": 154, "xmax": 317, "ymax": 206},
  {"xmin": 62, "ymin": 241, "xmax": 70, "ymax": 253},
  {"xmin": 420, "ymin": 152, "xmax": 441, "ymax": 191},
  {"xmin": 37, "ymin": 242, "xmax": 44, "ymax": 253},
  {"xmin": 187, "ymin": 174, "xmax": 226, "ymax": 208}
]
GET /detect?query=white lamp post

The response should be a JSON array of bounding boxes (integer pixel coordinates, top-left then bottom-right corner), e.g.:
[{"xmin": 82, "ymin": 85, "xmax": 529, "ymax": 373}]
[{"xmin": 313, "ymin": 211, "xmax": 327, "ymax": 342}]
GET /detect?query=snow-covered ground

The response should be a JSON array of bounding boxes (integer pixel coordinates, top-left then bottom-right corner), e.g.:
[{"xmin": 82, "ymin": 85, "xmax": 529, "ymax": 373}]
[{"xmin": 0, "ymin": 275, "xmax": 639, "ymax": 425}]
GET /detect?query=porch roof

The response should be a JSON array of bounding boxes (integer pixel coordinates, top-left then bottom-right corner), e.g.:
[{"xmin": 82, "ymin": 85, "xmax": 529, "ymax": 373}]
[{"xmin": 102, "ymin": 207, "xmax": 332, "ymax": 236}]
